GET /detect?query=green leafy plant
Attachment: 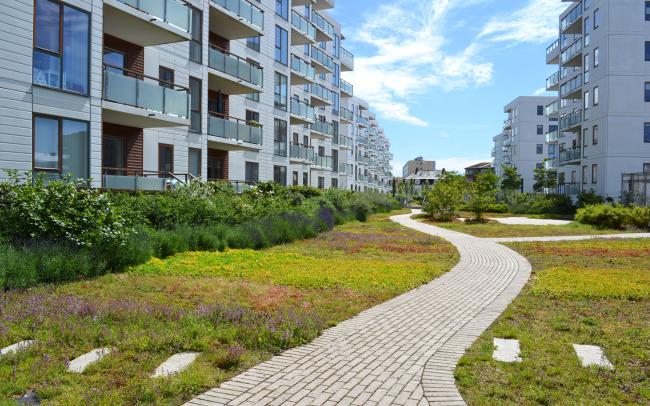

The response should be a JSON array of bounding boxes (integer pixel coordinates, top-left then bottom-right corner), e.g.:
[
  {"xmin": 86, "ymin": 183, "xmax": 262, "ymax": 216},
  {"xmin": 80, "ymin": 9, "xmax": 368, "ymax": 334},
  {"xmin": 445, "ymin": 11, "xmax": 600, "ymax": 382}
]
[
  {"xmin": 465, "ymin": 172, "xmax": 499, "ymax": 221},
  {"xmin": 500, "ymin": 165, "xmax": 522, "ymax": 192},
  {"xmin": 422, "ymin": 172, "xmax": 466, "ymax": 221}
]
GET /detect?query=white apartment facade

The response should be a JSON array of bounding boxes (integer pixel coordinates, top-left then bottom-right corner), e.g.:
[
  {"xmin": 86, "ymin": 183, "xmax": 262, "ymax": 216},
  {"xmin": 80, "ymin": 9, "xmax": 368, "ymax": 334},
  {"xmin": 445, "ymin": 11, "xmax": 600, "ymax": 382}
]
[
  {"xmin": 544, "ymin": 0, "xmax": 650, "ymax": 198},
  {"xmin": 0, "ymin": 0, "xmax": 392, "ymax": 194},
  {"xmin": 493, "ymin": 96, "xmax": 556, "ymax": 192}
]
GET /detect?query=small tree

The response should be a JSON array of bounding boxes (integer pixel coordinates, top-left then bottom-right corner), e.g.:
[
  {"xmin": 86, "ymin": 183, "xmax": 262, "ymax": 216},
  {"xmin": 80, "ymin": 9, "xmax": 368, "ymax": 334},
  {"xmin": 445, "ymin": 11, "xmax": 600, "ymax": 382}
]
[
  {"xmin": 422, "ymin": 172, "xmax": 465, "ymax": 221},
  {"xmin": 501, "ymin": 165, "xmax": 522, "ymax": 192},
  {"xmin": 533, "ymin": 164, "xmax": 557, "ymax": 191},
  {"xmin": 466, "ymin": 172, "xmax": 499, "ymax": 221}
]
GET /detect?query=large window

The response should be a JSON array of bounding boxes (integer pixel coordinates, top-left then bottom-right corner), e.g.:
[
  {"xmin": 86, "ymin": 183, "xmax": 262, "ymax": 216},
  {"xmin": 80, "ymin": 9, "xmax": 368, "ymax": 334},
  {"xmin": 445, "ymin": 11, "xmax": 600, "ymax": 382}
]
[
  {"xmin": 592, "ymin": 164, "xmax": 598, "ymax": 184},
  {"xmin": 33, "ymin": 115, "xmax": 89, "ymax": 178},
  {"xmin": 594, "ymin": 47, "xmax": 600, "ymax": 66},
  {"xmin": 645, "ymin": 83, "xmax": 650, "ymax": 102},
  {"xmin": 245, "ymin": 162, "xmax": 259, "ymax": 183},
  {"xmin": 189, "ymin": 148, "xmax": 201, "ymax": 177},
  {"xmin": 158, "ymin": 144, "xmax": 174, "ymax": 174},
  {"xmin": 537, "ymin": 105, "xmax": 544, "ymax": 116},
  {"xmin": 332, "ymin": 64, "xmax": 340, "ymax": 87},
  {"xmin": 647, "ymin": 1, "xmax": 650, "ymax": 21},
  {"xmin": 644, "ymin": 163, "xmax": 650, "ymax": 173},
  {"xmin": 189, "ymin": 77, "xmax": 201, "ymax": 132},
  {"xmin": 592, "ymin": 125, "xmax": 599, "ymax": 145},
  {"xmin": 246, "ymin": 36, "xmax": 261, "ymax": 52},
  {"xmin": 646, "ymin": 42, "xmax": 650, "ymax": 62},
  {"xmin": 273, "ymin": 165, "xmax": 287, "ymax": 185},
  {"xmin": 275, "ymin": 0, "xmax": 288, "ymax": 19},
  {"xmin": 537, "ymin": 125, "xmax": 544, "ymax": 135},
  {"xmin": 536, "ymin": 144, "xmax": 543, "ymax": 155},
  {"xmin": 275, "ymin": 26, "xmax": 288, "ymax": 65},
  {"xmin": 274, "ymin": 119, "xmax": 287, "ymax": 156},
  {"xmin": 274, "ymin": 72, "xmax": 288, "ymax": 110},
  {"xmin": 33, "ymin": 0, "xmax": 90, "ymax": 95},
  {"xmin": 593, "ymin": 86, "xmax": 599, "ymax": 105},
  {"xmin": 593, "ymin": 8, "xmax": 601, "ymax": 29},
  {"xmin": 189, "ymin": 6, "xmax": 202, "ymax": 63},
  {"xmin": 645, "ymin": 123, "xmax": 650, "ymax": 143}
]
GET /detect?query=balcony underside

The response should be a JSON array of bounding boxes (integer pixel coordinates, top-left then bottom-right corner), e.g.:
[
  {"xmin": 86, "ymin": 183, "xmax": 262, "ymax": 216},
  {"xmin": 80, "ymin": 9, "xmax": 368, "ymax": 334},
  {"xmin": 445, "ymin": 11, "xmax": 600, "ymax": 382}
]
[
  {"xmin": 292, "ymin": 0, "xmax": 314, "ymax": 6},
  {"xmin": 291, "ymin": 27, "xmax": 314, "ymax": 46},
  {"xmin": 290, "ymin": 71, "xmax": 313, "ymax": 86},
  {"xmin": 563, "ymin": 87, "xmax": 582, "ymax": 100},
  {"xmin": 340, "ymin": 87, "xmax": 353, "ymax": 97},
  {"xmin": 208, "ymin": 69, "xmax": 262, "ymax": 95},
  {"xmin": 547, "ymin": 83, "xmax": 559, "ymax": 92},
  {"xmin": 310, "ymin": 129, "xmax": 331, "ymax": 139},
  {"xmin": 311, "ymin": 59, "xmax": 333, "ymax": 75},
  {"xmin": 209, "ymin": 4, "xmax": 263, "ymax": 40},
  {"xmin": 563, "ymin": 18, "xmax": 582, "ymax": 35},
  {"xmin": 290, "ymin": 114, "xmax": 313, "ymax": 126},
  {"xmin": 339, "ymin": 116, "xmax": 353, "ymax": 124},
  {"xmin": 103, "ymin": 0, "xmax": 190, "ymax": 47},
  {"xmin": 546, "ymin": 51, "xmax": 559, "ymax": 65},
  {"xmin": 310, "ymin": 94, "xmax": 331, "ymax": 107},
  {"xmin": 313, "ymin": 0, "xmax": 334, "ymax": 10},
  {"xmin": 340, "ymin": 60, "xmax": 353, "ymax": 72},
  {"xmin": 102, "ymin": 101, "xmax": 189, "ymax": 128},
  {"xmin": 289, "ymin": 157, "xmax": 313, "ymax": 164},
  {"xmin": 207, "ymin": 137, "xmax": 262, "ymax": 152},
  {"xmin": 562, "ymin": 52, "xmax": 582, "ymax": 68},
  {"xmin": 314, "ymin": 27, "xmax": 333, "ymax": 43}
]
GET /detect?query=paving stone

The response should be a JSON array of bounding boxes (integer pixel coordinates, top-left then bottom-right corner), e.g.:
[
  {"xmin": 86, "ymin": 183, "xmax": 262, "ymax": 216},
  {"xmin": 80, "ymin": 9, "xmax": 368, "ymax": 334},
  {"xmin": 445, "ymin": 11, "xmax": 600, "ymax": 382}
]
[
  {"xmin": 573, "ymin": 344, "xmax": 614, "ymax": 370},
  {"xmin": 0, "ymin": 340, "xmax": 36, "ymax": 356},
  {"xmin": 152, "ymin": 352, "xmax": 201, "ymax": 378},
  {"xmin": 492, "ymin": 338, "xmax": 522, "ymax": 363},
  {"xmin": 68, "ymin": 348, "xmax": 112, "ymax": 373},
  {"xmin": 183, "ymin": 210, "xmax": 533, "ymax": 405}
]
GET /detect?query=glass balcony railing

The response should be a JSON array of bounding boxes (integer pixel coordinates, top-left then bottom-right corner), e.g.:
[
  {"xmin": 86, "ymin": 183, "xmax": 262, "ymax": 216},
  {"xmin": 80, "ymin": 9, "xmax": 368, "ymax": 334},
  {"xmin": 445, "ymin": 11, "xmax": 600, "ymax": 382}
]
[
  {"xmin": 209, "ymin": 45, "xmax": 263, "ymax": 87},
  {"xmin": 311, "ymin": 83, "xmax": 332, "ymax": 102},
  {"xmin": 357, "ymin": 135, "xmax": 369, "ymax": 146},
  {"xmin": 357, "ymin": 115, "xmax": 369, "ymax": 127},
  {"xmin": 310, "ymin": 10, "xmax": 334, "ymax": 38},
  {"xmin": 291, "ymin": 54, "xmax": 315, "ymax": 81},
  {"xmin": 340, "ymin": 79, "xmax": 353, "ymax": 95},
  {"xmin": 311, "ymin": 120, "xmax": 334, "ymax": 136},
  {"xmin": 546, "ymin": 100, "xmax": 560, "ymax": 116},
  {"xmin": 290, "ymin": 98, "xmax": 314, "ymax": 121},
  {"xmin": 103, "ymin": 65, "xmax": 189, "ymax": 119},
  {"xmin": 546, "ymin": 39, "xmax": 559, "ymax": 56},
  {"xmin": 545, "ymin": 129, "xmax": 559, "ymax": 143},
  {"xmin": 310, "ymin": 46, "xmax": 334, "ymax": 71},
  {"xmin": 340, "ymin": 107, "xmax": 354, "ymax": 121},
  {"xmin": 561, "ymin": 1, "xmax": 583, "ymax": 32},
  {"xmin": 546, "ymin": 71, "xmax": 559, "ymax": 90},
  {"xmin": 314, "ymin": 155, "xmax": 333, "ymax": 170},
  {"xmin": 545, "ymin": 158, "xmax": 559, "ymax": 170},
  {"xmin": 210, "ymin": 0, "xmax": 264, "ymax": 30},
  {"xmin": 340, "ymin": 46, "xmax": 354, "ymax": 67},
  {"xmin": 560, "ymin": 74, "xmax": 582, "ymax": 98},
  {"xmin": 338, "ymin": 163, "xmax": 354, "ymax": 175},
  {"xmin": 560, "ymin": 37, "xmax": 582, "ymax": 64},
  {"xmin": 291, "ymin": 10, "xmax": 316, "ymax": 42},
  {"xmin": 289, "ymin": 143, "xmax": 315, "ymax": 161},
  {"xmin": 117, "ymin": 0, "xmax": 190, "ymax": 32},
  {"xmin": 338, "ymin": 135, "xmax": 353, "ymax": 148},
  {"xmin": 208, "ymin": 113, "xmax": 263, "ymax": 145},
  {"xmin": 560, "ymin": 109, "xmax": 583, "ymax": 131},
  {"xmin": 559, "ymin": 148, "xmax": 581, "ymax": 163}
]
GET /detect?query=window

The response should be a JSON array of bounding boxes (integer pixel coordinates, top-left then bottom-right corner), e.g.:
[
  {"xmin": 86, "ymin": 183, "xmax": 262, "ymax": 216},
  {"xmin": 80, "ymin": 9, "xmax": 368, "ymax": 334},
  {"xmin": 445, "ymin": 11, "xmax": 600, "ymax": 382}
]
[
  {"xmin": 645, "ymin": 123, "xmax": 650, "ymax": 143},
  {"xmin": 593, "ymin": 86, "xmax": 599, "ymax": 106},
  {"xmin": 537, "ymin": 125, "xmax": 544, "ymax": 135},
  {"xmin": 594, "ymin": 48, "xmax": 600, "ymax": 66},
  {"xmin": 189, "ymin": 77, "xmax": 201, "ymax": 132},
  {"xmin": 583, "ymin": 128, "xmax": 589, "ymax": 147},
  {"xmin": 274, "ymin": 119, "xmax": 287, "ymax": 156},
  {"xmin": 189, "ymin": 148, "xmax": 201, "ymax": 177},
  {"xmin": 645, "ymin": 83, "xmax": 650, "ymax": 102},
  {"xmin": 536, "ymin": 144, "xmax": 543, "ymax": 154},
  {"xmin": 332, "ymin": 149, "xmax": 339, "ymax": 169},
  {"xmin": 584, "ymin": 16, "xmax": 590, "ymax": 46},
  {"xmin": 245, "ymin": 162, "xmax": 259, "ymax": 183},
  {"xmin": 246, "ymin": 92, "xmax": 260, "ymax": 102},
  {"xmin": 582, "ymin": 166, "xmax": 588, "ymax": 185},
  {"xmin": 33, "ymin": 0, "xmax": 90, "ymax": 95},
  {"xmin": 593, "ymin": 125, "xmax": 599, "ymax": 145},
  {"xmin": 246, "ymin": 36, "xmax": 261, "ymax": 52},
  {"xmin": 275, "ymin": 26, "xmax": 288, "ymax": 65},
  {"xmin": 273, "ymin": 165, "xmax": 287, "ymax": 185},
  {"xmin": 158, "ymin": 144, "xmax": 174, "ymax": 174},
  {"xmin": 246, "ymin": 110, "xmax": 259, "ymax": 124},
  {"xmin": 332, "ymin": 93, "xmax": 339, "ymax": 115},
  {"xmin": 536, "ymin": 163, "xmax": 543, "ymax": 169},
  {"xmin": 334, "ymin": 34, "xmax": 340, "ymax": 58},
  {"xmin": 189, "ymin": 6, "xmax": 202, "ymax": 63},
  {"xmin": 644, "ymin": 163, "xmax": 650, "ymax": 173},
  {"xmin": 303, "ymin": 172, "xmax": 308, "ymax": 186},
  {"xmin": 646, "ymin": 42, "xmax": 650, "ymax": 62},
  {"xmin": 274, "ymin": 72, "xmax": 288, "ymax": 110},
  {"xmin": 331, "ymin": 178, "xmax": 338, "ymax": 189},
  {"xmin": 592, "ymin": 164, "xmax": 598, "ymax": 184},
  {"xmin": 317, "ymin": 176, "xmax": 325, "ymax": 189},
  {"xmin": 33, "ymin": 115, "xmax": 89, "ymax": 179},
  {"xmin": 275, "ymin": 0, "xmax": 288, "ymax": 19},
  {"xmin": 332, "ymin": 64, "xmax": 340, "ymax": 87},
  {"xmin": 647, "ymin": 1, "xmax": 650, "ymax": 21},
  {"xmin": 583, "ymin": 90, "xmax": 590, "ymax": 109},
  {"xmin": 584, "ymin": 54, "xmax": 590, "ymax": 82},
  {"xmin": 593, "ymin": 8, "xmax": 601, "ymax": 29},
  {"xmin": 159, "ymin": 67, "xmax": 174, "ymax": 89},
  {"xmin": 292, "ymin": 171, "xmax": 299, "ymax": 186},
  {"xmin": 537, "ymin": 105, "xmax": 544, "ymax": 116}
]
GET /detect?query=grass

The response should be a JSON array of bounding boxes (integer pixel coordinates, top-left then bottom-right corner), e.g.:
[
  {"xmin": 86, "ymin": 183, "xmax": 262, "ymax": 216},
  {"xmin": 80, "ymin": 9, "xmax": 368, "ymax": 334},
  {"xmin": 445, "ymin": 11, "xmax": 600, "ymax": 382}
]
[
  {"xmin": 0, "ymin": 211, "xmax": 458, "ymax": 405},
  {"xmin": 455, "ymin": 238, "xmax": 650, "ymax": 405},
  {"xmin": 428, "ymin": 220, "xmax": 629, "ymax": 238}
]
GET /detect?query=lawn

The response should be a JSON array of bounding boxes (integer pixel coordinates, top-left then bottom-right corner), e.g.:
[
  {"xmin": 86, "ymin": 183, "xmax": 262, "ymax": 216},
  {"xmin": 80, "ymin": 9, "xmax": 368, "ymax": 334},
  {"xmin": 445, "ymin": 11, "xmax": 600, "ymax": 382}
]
[
  {"xmin": 0, "ymin": 212, "xmax": 458, "ymax": 405},
  {"xmin": 455, "ymin": 238, "xmax": 650, "ymax": 405},
  {"xmin": 430, "ymin": 220, "xmax": 628, "ymax": 238}
]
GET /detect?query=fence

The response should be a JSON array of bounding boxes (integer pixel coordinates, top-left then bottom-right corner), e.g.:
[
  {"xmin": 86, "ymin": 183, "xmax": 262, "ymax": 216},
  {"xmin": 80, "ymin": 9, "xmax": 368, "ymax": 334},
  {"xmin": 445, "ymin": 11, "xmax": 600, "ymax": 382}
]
[{"xmin": 621, "ymin": 172, "xmax": 650, "ymax": 206}]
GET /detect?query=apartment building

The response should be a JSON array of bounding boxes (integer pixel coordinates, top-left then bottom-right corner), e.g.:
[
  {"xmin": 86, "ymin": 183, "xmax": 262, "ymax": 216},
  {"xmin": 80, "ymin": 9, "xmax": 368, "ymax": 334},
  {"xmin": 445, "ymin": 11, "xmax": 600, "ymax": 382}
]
[
  {"xmin": 0, "ymin": 0, "xmax": 392, "ymax": 194},
  {"xmin": 402, "ymin": 157, "xmax": 436, "ymax": 178},
  {"xmin": 543, "ymin": 0, "xmax": 650, "ymax": 198},
  {"xmin": 493, "ymin": 96, "xmax": 555, "ymax": 192}
]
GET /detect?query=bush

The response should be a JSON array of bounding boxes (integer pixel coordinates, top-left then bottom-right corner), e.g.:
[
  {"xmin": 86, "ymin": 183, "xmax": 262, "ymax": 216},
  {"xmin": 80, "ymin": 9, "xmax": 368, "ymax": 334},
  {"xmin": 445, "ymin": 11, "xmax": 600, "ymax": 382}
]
[
  {"xmin": 422, "ymin": 173, "xmax": 466, "ymax": 221},
  {"xmin": 507, "ymin": 193, "xmax": 575, "ymax": 215},
  {"xmin": 575, "ymin": 204, "xmax": 629, "ymax": 229},
  {"xmin": 577, "ymin": 190, "xmax": 604, "ymax": 208},
  {"xmin": 628, "ymin": 206, "xmax": 650, "ymax": 230}
]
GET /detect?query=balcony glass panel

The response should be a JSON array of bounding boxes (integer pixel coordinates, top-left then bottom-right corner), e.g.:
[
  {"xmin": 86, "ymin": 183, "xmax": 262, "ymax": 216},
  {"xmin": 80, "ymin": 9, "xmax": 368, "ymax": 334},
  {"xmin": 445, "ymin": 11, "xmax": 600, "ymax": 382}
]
[
  {"xmin": 340, "ymin": 107, "xmax": 354, "ymax": 121},
  {"xmin": 117, "ymin": 0, "xmax": 190, "ymax": 32},
  {"xmin": 560, "ymin": 38, "xmax": 582, "ymax": 64},
  {"xmin": 340, "ymin": 79, "xmax": 353, "ymax": 95},
  {"xmin": 312, "ymin": 120, "xmax": 333, "ymax": 136},
  {"xmin": 290, "ymin": 98, "xmax": 314, "ymax": 120},
  {"xmin": 291, "ymin": 10, "xmax": 316, "ymax": 41},
  {"xmin": 290, "ymin": 143, "xmax": 315, "ymax": 161},
  {"xmin": 310, "ymin": 11, "xmax": 334, "ymax": 38},
  {"xmin": 311, "ymin": 46, "xmax": 334, "ymax": 70},
  {"xmin": 208, "ymin": 114, "xmax": 262, "ymax": 144},
  {"xmin": 291, "ymin": 54, "xmax": 315, "ymax": 80},
  {"xmin": 209, "ymin": 45, "xmax": 263, "ymax": 87},
  {"xmin": 561, "ymin": 1, "xmax": 583, "ymax": 32},
  {"xmin": 211, "ymin": 0, "xmax": 264, "ymax": 30},
  {"xmin": 546, "ymin": 39, "xmax": 559, "ymax": 55}
]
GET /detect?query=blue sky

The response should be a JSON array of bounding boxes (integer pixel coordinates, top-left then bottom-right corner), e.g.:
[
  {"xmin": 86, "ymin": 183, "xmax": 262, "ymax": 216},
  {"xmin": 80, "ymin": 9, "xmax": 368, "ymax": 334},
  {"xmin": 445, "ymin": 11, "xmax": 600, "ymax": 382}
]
[{"xmin": 329, "ymin": 0, "xmax": 568, "ymax": 173}]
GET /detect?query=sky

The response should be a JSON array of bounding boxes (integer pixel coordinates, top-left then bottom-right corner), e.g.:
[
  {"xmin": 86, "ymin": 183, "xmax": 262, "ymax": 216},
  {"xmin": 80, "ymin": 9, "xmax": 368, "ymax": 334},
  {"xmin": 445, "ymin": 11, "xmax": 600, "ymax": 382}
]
[{"xmin": 329, "ymin": 0, "xmax": 568, "ymax": 173}]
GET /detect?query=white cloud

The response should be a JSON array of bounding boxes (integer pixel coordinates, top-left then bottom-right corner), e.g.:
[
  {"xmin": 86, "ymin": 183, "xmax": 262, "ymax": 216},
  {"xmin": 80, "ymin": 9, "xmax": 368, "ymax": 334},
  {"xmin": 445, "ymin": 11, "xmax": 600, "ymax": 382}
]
[
  {"xmin": 533, "ymin": 87, "xmax": 547, "ymax": 96},
  {"xmin": 478, "ymin": 0, "xmax": 567, "ymax": 44},
  {"xmin": 345, "ymin": 0, "xmax": 494, "ymax": 127}
]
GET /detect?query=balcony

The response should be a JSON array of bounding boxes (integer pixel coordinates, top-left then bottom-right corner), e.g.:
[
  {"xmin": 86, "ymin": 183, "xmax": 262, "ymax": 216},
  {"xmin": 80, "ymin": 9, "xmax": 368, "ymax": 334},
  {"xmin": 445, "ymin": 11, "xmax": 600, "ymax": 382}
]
[
  {"xmin": 310, "ymin": 46, "xmax": 334, "ymax": 74},
  {"xmin": 338, "ymin": 135, "xmax": 353, "ymax": 150},
  {"xmin": 339, "ymin": 163, "xmax": 354, "ymax": 175},
  {"xmin": 545, "ymin": 158, "xmax": 559, "ymax": 170},
  {"xmin": 357, "ymin": 155, "xmax": 370, "ymax": 164},
  {"xmin": 311, "ymin": 11, "xmax": 334, "ymax": 42},
  {"xmin": 290, "ymin": 54, "xmax": 315, "ymax": 86},
  {"xmin": 290, "ymin": 98, "xmax": 314, "ymax": 125},
  {"xmin": 560, "ymin": 110, "xmax": 583, "ymax": 131},
  {"xmin": 340, "ymin": 107, "xmax": 354, "ymax": 123},
  {"xmin": 311, "ymin": 120, "xmax": 334, "ymax": 138},
  {"xmin": 208, "ymin": 45, "xmax": 263, "ymax": 94},
  {"xmin": 545, "ymin": 129, "xmax": 559, "ymax": 143},
  {"xmin": 102, "ymin": 169, "xmax": 194, "ymax": 192},
  {"xmin": 340, "ymin": 47, "xmax": 354, "ymax": 71},
  {"xmin": 208, "ymin": 113, "xmax": 263, "ymax": 150},
  {"xmin": 103, "ymin": 0, "xmax": 191, "ymax": 47},
  {"xmin": 310, "ymin": 84, "xmax": 332, "ymax": 106},
  {"xmin": 503, "ymin": 118, "xmax": 512, "ymax": 130},
  {"xmin": 313, "ymin": 155, "xmax": 334, "ymax": 170},
  {"xmin": 291, "ymin": 10, "xmax": 316, "ymax": 45},
  {"xmin": 559, "ymin": 182, "xmax": 581, "ymax": 196},
  {"xmin": 546, "ymin": 38, "xmax": 560, "ymax": 65},
  {"xmin": 340, "ymin": 79, "xmax": 353, "ymax": 97},
  {"xmin": 546, "ymin": 100, "xmax": 560, "ymax": 116},
  {"xmin": 560, "ymin": 37, "xmax": 582, "ymax": 67},
  {"xmin": 561, "ymin": 1, "xmax": 583, "ymax": 34},
  {"xmin": 102, "ymin": 65, "xmax": 189, "ymax": 128},
  {"xmin": 209, "ymin": 0, "xmax": 264, "ymax": 40},
  {"xmin": 546, "ymin": 71, "xmax": 559, "ymax": 92},
  {"xmin": 559, "ymin": 148, "xmax": 581, "ymax": 165},
  {"xmin": 292, "ymin": 0, "xmax": 313, "ymax": 6},
  {"xmin": 289, "ymin": 143, "xmax": 315, "ymax": 163},
  {"xmin": 560, "ymin": 74, "xmax": 582, "ymax": 100},
  {"xmin": 357, "ymin": 115, "xmax": 369, "ymax": 128},
  {"xmin": 313, "ymin": 0, "xmax": 335, "ymax": 10},
  {"xmin": 357, "ymin": 135, "xmax": 369, "ymax": 146}
]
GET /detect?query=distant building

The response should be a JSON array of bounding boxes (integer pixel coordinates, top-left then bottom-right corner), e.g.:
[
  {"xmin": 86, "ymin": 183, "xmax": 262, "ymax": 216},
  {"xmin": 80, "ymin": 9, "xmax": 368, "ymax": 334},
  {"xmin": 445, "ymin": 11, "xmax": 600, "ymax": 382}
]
[
  {"xmin": 402, "ymin": 157, "xmax": 436, "ymax": 178},
  {"xmin": 401, "ymin": 169, "xmax": 443, "ymax": 196},
  {"xmin": 465, "ymin": 162, "xmax": 494, "ymax": 182}
]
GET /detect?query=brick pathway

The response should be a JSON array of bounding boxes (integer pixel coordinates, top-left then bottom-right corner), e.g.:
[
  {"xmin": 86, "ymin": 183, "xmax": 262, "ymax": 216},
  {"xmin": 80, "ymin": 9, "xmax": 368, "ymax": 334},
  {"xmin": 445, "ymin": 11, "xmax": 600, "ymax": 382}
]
[
  {"xmin": 487, "ymin": 232, "xmax": 650, "ymax": 243},
  {"xmin": 185, "ymin": 211, "xmax": 532, "ymax": 406}
]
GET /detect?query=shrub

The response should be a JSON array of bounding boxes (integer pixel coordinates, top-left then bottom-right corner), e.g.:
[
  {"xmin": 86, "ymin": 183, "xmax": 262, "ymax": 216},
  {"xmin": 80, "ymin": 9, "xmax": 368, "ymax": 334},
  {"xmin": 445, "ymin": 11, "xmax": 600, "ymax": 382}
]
[
  {"xmin": 627, "ymin": 206, "xmax": 650, "ymax": 230},
  {"xmin": 465, "ymin": 172, "xmax": 499, "ymax": 221},
  {"xmin": 577, "ymin": 190, "xmax": 604, "ymax": 208},
  {"xmin": 508, "ymin": 193, "xmax": 575, "ymax": 215},
  {"xmin": 422, "ymin": 173, "xmax": 466, "ymax": 221},
  {"xmin": 575, "ymin": 204, "xmax": 629, "ymax": 229}
]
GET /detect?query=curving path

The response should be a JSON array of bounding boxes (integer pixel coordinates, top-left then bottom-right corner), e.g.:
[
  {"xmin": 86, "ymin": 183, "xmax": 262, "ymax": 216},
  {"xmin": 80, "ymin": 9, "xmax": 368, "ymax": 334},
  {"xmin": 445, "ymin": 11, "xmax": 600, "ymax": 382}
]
[{"xmin": 185, "ymin": 210, "xmax": 532, "ymax": 406}]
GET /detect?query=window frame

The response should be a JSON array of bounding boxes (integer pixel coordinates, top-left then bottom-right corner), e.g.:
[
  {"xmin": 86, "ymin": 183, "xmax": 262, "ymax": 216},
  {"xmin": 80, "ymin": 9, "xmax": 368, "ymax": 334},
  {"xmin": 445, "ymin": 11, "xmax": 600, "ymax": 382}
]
[
  {"xmin": 275, "ymin": 0, "xmax": 288, "ymax": 20},
  {"xmin": 591, "ymin": 164, "xmax": 598, "ymax": 184},
  {"xmin": 594, "ymin": 47, "xmax": 600, "ymax": 67},
  {"xmin": 32, "ymin": 113, "xmax": 89, "ymax": 176},
  {"xmin": 274, "ymin": 25, "xmax": 288, "ymax": 65},
  {"xmin": 593, "ymin": 86, "xmax": 599, "ymax": 106},
  {"xmin": 536, "ymin": 144, "xmax": 543, "ymax": 155},
  {"xmin": 158, "ymin": 143, "xmax": 174, "ymax": 174},
  {"xmin": 188, "ymin": 148, "xmax": 202, "ymax": 178},
  {"xmin": 189, "ymin": 76, "xmax": 202, "ymax": 133},
  {"xmin": 592, "ymin": 125, "xmax": 599, "ymax": 145},
  {"xmin": 274, "ymin": 72, "xmax": 288, "ymax": 110},
  {"xmin": 644, "ymin": 123, "xmax": 650, "ymax": 143},
  {"xmin": 189, "ymin": 5, "xmax": 202, "ymax": 63}
]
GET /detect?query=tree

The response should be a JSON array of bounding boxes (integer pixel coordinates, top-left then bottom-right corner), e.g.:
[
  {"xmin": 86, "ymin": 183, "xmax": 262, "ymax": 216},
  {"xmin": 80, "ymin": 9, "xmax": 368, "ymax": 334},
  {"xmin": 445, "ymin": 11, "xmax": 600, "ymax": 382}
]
[
  {"xmin": 422, "ymin": 172, "xmax": 465, "ymax": 221},
  {"xmin": 501, "ymin": 165, "xmax": 522, "ymax": 192},
  {"xmin": 466, "ymin": 172, "xmax": 499, "ymax": 221},
  {"xmin": 533, "ymin": 164, "xmax": 557, "ymax": 191}
]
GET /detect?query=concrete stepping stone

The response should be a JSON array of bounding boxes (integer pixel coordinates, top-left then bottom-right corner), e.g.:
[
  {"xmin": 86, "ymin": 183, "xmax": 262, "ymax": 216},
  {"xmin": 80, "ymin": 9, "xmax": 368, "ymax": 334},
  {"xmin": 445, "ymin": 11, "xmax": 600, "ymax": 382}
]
[
  {"xmin": 493, "ymin": 338, "xmax": 522, "ymax": 363},
  {"xmin": 573, "ymin": 344, "xmax": 613, "ymax": 370},
  {"xmin": 152, "ymin": 352, "xmax": 200, "ymax": 378},
  {"xmin": 67, "ymin": 348, "xmax": 113, "ymax": 373},
  {"xmin": 0, "ymin": 340, "xmax": 36, "ymax": 356}
]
